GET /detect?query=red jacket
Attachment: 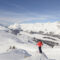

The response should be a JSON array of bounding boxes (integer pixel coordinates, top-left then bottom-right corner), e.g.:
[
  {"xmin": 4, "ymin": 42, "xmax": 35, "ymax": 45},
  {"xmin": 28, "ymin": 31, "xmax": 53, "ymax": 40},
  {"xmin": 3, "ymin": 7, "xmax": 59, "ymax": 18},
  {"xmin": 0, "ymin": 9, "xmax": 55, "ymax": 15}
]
[{"xmin": 37, "ymin": 41, "xmax": 43, "ymax": 47}]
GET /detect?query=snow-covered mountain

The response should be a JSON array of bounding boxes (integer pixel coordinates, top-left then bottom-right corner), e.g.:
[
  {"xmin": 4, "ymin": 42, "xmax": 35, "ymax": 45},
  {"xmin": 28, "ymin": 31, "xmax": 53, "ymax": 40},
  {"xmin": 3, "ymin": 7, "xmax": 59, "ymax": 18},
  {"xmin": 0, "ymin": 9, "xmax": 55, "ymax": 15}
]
[
  {"xmin": 8, "ymin": 22, "xmax": 60, "ymax": 46},
  {"xmin": 20, "ymin": 22, "xmax": 60, "ymax": 34},
  {"xmin": 8, "ymin": 22, "xmax": 60, "ymax": 34},
  {"xmin": 0, "ymin": 22, "xmax": 60, "ymax": 60},
  {"xmin": 0, "ymin": 22, "xmax": 60, "ymax": 47}
]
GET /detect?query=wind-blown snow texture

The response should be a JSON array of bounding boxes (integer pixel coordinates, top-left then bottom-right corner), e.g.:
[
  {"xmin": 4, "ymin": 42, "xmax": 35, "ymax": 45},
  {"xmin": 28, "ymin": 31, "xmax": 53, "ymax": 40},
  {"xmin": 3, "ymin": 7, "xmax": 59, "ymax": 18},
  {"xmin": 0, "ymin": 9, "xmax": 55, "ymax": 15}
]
[{"xmin": 0, "ymin": 22, "xmax": 60, "ymax": 60}]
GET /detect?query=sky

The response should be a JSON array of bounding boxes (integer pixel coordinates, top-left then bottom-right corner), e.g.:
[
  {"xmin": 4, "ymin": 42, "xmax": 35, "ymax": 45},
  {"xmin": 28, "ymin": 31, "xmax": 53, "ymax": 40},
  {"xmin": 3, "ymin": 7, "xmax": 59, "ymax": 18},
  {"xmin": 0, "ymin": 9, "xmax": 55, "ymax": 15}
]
[{"xmin": 0, "ymin": 0, "xmax": 60, "ymax": 25}]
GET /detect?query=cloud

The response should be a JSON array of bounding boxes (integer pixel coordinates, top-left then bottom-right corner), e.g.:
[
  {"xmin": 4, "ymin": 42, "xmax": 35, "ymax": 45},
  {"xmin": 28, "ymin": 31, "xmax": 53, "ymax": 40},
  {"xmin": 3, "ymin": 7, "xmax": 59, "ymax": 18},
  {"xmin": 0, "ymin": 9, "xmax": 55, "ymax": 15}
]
[
  {"xmin": 0, "ymin": 10, "xmax": 60, "ymax": 25},
  {"xmin": 0, "ymin": 16, "xmax": 47, "ymax": 23}
]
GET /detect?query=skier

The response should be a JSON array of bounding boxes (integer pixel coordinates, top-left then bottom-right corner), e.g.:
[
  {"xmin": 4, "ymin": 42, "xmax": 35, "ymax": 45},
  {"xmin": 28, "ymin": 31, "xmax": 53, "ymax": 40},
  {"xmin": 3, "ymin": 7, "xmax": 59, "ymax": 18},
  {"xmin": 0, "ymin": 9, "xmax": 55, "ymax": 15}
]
[{"xmin": 37, "ymin": 41, "xmax": 43, "ymax": 54}]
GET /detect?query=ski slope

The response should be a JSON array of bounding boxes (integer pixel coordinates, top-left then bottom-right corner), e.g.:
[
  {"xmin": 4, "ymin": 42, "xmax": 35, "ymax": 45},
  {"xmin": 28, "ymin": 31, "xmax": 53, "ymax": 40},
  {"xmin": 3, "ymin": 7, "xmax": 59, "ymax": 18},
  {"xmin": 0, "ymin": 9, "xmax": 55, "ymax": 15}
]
[
  {"xmin": 0, "ymin": 47, "xmax": 60, "ymax": 60},
  {"xmin": 0, "ymin": 22, "xmax": 60, "ymax": 60},
  {"xmin": 0, "ymin": 31, "xmax": 60, "ymax": 60}
]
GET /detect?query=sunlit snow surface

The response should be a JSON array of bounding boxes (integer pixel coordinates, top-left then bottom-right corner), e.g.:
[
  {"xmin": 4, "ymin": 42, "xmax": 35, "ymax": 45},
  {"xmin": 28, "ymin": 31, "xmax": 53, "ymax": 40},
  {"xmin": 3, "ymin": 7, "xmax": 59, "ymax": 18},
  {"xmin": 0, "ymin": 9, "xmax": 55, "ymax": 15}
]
[
  {"xmin": 0, "ymin": 31, "xmax": 60, "ymax": 60},
  {"xmin": 0, "ymin": 22, "xmax": 60, "ymax": 60}
]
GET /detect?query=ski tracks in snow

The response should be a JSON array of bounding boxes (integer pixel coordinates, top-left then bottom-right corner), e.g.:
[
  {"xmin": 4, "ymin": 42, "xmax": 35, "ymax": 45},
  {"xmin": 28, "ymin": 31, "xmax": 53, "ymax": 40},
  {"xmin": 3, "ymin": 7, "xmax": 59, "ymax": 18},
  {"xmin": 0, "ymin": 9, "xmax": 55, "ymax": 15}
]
[{"xmin": 24, "ymin": 52, "xmax": 56, "ymax": 60}]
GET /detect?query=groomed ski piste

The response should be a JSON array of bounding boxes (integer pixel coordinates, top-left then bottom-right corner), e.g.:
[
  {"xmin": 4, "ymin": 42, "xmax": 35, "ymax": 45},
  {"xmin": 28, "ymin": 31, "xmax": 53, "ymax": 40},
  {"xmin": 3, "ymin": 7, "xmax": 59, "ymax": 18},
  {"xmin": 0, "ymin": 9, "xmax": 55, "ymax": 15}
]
[{"xmin": 0, "ymin": 22, "xmax": 60, "ymax": 60}]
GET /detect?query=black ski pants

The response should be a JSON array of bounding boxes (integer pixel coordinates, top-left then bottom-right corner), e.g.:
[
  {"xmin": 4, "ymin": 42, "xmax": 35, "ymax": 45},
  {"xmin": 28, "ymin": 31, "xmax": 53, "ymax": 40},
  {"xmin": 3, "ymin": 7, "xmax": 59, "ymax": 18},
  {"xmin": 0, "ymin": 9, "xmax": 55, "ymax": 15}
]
[{"xmin": 39, "ymin": 47, "xmax": 42, "ymax": 53}]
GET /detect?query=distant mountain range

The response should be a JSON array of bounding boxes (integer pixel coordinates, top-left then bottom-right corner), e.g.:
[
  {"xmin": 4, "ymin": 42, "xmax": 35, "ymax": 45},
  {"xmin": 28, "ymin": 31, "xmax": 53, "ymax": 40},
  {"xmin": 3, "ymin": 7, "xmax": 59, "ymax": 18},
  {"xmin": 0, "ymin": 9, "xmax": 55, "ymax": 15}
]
[
  {"xmin": 0, "ymin": 21, "xmax": 60, "ymax": 35},
  {"xmin": 8, "ymin": 21, "xmax": 60, "ymax": 35}
]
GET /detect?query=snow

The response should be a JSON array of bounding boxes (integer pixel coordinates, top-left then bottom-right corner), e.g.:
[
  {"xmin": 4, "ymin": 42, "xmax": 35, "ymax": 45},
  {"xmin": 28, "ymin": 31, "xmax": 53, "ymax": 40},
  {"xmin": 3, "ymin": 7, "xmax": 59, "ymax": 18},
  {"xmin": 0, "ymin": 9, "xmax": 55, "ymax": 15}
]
[
  {"xmin": 0, "ymin": 49, "xmax": 31, "ymax": 60},
  {"xmin": 20, "ymin": 31, "xmax": 60, "ymax": 44},
  {"xmin": 0, "ymin": 22, "xmax": 60, "ymax": 60},
  {"xmin": 8, "ymin": 23, "xmax": 21, "ymax": 30},
  {"xmin": 20, "ymin": 22, "xmax": 60, "ymax": 34},
  {"xmin": 0, "ymin": 26, "xmax": 8, "ymax": 31},
  {"xmin": 8, "ymin": 22, "xmax": 60, "ymax": 34},
  {"xmin": 0, "ymin": 31, "xmax": 38, "ymax": 54},
  {"xmin": 42, "ymin": 48, "xmax": 60, "ymax": 60}
]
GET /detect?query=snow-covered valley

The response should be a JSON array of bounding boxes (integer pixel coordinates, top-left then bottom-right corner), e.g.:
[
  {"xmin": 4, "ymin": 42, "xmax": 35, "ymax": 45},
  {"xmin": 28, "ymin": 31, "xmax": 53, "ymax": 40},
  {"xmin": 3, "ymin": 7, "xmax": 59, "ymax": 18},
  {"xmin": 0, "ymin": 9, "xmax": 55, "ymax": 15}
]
[{"xmin": 0, "ymin": 22, "xmax": 60, "ymax": 60}]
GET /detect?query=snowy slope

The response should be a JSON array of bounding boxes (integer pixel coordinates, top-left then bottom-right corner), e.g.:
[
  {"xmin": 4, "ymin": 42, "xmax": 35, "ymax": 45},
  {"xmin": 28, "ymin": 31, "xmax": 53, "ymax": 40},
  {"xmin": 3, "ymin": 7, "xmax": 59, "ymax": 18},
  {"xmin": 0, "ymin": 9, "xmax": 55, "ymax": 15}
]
[
  {"xmin": 0, "ymin": 49, "xmax": 31, "ymax": 60},
  {"xmin": 0, "ymin": 22, "xmax": 60, "ymax": 60},
  {"xmin": 0, "ymin": 31, "xmax": 38, "ymax": 60},
  {"xmin": 8, "ymin": 22, "xmax": 60, "ymax": 46},
  {"xmin": 0, "ymin": 31, "xmax": 38, "ymax": 53},
  {"xmin": 0, "ymin": 26, "xmax": 8, "ymax": 31}
]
